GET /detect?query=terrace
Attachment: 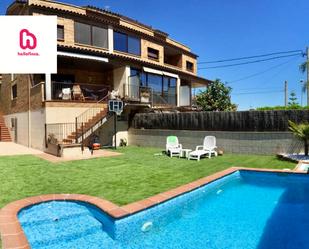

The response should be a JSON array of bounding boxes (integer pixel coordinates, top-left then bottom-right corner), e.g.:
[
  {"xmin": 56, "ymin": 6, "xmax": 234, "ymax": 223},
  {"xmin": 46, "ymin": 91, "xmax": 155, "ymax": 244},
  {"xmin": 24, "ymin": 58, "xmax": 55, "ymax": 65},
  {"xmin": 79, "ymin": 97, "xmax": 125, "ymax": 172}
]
[{"xmin": 46, "ymin": 55, "xmax": 113, "ymax": 104}]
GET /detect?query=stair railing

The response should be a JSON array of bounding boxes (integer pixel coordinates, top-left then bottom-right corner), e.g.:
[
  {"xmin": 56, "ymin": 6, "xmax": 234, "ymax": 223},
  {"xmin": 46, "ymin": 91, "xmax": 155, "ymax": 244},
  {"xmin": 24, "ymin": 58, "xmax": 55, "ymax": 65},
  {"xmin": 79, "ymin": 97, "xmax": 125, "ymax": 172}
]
[
  {"xmin": 74, "ymin": 90, "xmax": 111, "ymax": 144},
  {"xmin": 45, "ymin": 122, "xmax": 79, "ymax": 145}
]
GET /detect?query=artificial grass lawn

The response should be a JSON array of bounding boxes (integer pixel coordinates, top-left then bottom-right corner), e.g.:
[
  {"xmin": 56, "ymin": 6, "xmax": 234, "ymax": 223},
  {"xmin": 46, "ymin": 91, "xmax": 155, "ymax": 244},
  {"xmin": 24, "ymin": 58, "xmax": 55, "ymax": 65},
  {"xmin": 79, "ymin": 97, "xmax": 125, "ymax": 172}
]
[{"xmin": 0, "ymin": 146, "xmax": 296, "ymax": 208}]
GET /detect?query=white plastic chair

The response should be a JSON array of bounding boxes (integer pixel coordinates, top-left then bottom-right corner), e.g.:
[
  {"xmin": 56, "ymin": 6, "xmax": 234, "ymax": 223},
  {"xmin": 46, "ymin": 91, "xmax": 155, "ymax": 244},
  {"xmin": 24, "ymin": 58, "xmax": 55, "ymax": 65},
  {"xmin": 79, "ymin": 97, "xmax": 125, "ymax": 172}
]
[
  {"xmin": 166, "ymin": 136, "xmax": 182, "ymax": 158},
  {"xmin": 188, "ymin": 136, "xmax": 218, "ymax": 161},
  {"xmin": 62, "ymin": 88, "xmax": 71, "ymax": 100}
]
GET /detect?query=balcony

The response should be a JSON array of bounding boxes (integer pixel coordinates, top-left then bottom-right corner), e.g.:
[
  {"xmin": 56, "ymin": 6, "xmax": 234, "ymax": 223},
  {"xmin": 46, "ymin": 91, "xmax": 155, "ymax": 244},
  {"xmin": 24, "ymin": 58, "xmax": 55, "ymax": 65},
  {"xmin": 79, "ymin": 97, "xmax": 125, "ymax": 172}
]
[
  {"xmin": 51, "ymin": 82, "xmax": 110, "ymax": 102},
  {"xmin": 123, "ymin": 83, "xmax": 176, "ymax": 107}
]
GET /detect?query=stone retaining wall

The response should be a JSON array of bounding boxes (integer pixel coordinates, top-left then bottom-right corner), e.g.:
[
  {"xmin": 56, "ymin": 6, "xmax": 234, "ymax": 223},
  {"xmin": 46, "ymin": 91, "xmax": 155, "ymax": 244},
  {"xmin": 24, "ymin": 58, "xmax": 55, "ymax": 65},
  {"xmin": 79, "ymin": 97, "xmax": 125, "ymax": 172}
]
[{"xmin": 128, "ymin": 129, "xmax": 303, "ymax": 155}]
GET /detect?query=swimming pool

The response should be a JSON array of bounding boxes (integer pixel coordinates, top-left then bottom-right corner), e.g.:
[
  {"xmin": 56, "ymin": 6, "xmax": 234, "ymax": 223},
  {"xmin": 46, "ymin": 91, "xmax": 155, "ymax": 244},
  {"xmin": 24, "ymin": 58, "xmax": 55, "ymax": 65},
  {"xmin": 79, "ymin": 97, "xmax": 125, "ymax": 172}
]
[{"xmin": 18, "ymin": 170, "xmax": 309, "ymax": 249}]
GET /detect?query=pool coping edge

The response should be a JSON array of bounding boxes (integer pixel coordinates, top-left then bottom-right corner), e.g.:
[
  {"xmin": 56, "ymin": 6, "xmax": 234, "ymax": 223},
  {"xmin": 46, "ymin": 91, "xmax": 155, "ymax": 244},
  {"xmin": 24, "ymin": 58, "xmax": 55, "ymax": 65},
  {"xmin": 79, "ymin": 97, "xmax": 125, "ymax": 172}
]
[{"xmin": 0, "ymin": 167, "xmax": 304, "ymax": 249}]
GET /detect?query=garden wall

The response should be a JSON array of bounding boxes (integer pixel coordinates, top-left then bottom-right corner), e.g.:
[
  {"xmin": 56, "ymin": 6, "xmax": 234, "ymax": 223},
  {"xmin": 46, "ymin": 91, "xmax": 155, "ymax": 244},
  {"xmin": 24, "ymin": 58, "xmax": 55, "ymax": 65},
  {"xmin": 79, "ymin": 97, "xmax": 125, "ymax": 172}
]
[
  {"xmin": 129, "ymin": 110, "xmax": 309, "ymax": 155},
  {"xmin": 128, "ymin": 129, "xmax": 302, "ymax": 155}
]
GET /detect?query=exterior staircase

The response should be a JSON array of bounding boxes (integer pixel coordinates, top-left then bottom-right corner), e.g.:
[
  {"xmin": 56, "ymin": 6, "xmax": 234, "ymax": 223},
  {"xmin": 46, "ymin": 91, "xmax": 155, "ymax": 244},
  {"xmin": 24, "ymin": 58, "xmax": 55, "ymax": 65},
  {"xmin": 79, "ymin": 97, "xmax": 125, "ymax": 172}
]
[
  {"xmin": 45, "ymin": 98, "xmax": 113, "ymax": 156},
  {"xmin": 0, "ymin": 114, "xmax": 12, "ymax": 142},
  {"xmin": 65, "ymin": 108, "xmax": 110, "ymax": 144}
]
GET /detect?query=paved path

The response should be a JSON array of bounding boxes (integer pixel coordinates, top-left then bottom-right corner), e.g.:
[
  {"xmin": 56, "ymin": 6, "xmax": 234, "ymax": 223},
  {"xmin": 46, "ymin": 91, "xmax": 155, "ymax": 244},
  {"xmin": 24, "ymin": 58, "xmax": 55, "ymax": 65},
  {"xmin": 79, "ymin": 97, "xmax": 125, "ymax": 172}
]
[
  {"xmin": 36, "ymin": 149, "xmax": 122, "ymax": 162},
  {"xmin": 0, "ymin": 142, "xmax": 122, "ymax": 162},
  {"xmin": 0, "ymin": 142, "xmax": 42, "ymax": 156}
]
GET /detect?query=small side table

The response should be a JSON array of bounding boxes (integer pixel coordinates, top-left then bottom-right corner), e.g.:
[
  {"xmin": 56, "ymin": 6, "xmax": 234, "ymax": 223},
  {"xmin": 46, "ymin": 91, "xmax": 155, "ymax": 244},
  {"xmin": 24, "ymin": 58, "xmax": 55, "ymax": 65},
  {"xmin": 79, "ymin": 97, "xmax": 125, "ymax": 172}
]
[{"xmin": 179, "ymin": 149, "xmax": 192, "ymax": 159}]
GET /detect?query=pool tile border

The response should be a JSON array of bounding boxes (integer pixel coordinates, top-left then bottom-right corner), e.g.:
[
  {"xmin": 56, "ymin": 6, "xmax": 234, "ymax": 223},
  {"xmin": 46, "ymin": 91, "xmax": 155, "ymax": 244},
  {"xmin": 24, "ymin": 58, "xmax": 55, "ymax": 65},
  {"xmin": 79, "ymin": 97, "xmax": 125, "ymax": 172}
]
[{"xmin": 0, "ymin": 167, "xmax": 305, "ymax": 249}]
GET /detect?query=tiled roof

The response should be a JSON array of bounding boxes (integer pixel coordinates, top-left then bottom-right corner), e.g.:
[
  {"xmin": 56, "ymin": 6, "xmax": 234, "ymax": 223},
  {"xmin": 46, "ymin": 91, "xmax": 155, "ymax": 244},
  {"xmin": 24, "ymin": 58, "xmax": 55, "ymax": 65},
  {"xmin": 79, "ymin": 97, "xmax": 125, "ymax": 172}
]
[{"xmin": 8, "ymin": 0, "xmax": 197, "ymax": 57}]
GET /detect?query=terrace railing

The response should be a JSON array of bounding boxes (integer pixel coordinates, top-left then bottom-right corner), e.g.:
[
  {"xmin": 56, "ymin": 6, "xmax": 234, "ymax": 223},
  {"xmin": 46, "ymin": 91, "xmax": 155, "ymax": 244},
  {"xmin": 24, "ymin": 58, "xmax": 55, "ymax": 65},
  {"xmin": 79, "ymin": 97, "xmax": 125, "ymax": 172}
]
[
  {"xmin": 151, "ymin": 91, "xmax": 176, "ymax": 107},
  {"xmin": 51, "ymin": 82, "xmax": 110, "ymax": 102},
  {"xmin": 123, "ymin": 83, "xmax": 153, "ymax": 104},
  {"xmin": 45, "ymin": 122, "xmax": 78, "ymax": 145}
]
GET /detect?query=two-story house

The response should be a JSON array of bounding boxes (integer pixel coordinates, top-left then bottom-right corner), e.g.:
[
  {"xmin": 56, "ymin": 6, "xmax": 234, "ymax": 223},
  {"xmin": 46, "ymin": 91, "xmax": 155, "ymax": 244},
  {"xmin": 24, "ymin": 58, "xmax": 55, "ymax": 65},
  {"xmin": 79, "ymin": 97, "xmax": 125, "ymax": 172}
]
[{"xmin": 0, "ymin": 0, "xmax": 210, "ymax": 155}]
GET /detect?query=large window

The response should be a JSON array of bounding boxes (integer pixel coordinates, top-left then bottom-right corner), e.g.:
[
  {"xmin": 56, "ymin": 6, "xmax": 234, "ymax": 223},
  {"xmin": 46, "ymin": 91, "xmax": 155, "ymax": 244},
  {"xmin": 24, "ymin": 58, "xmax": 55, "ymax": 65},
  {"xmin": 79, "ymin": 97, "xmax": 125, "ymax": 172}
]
[
  {"xmin": 114, "ymin": 32, "xmax": 127, "ymax": 52},
  {"xmin": 130, "ymin": 68, "xmax": 177, "ymax": 105},
  {"xmin": 163, "ymin": 77, "xmax": 176, "ymax": 105},
  {"xmin": 74, "ymin": 22, "xmax": 108, "ymax": 48},
  {"xmin": 114, "ymin": 31, "xmax": 141, "ymax": 56},
  {"xmin": 75, "ymin": 22, "xmax": 91, "ymax": 45},
  {"xmin": 92, "ymin": 26, "xmax": 108, "ymax": 48},
  {"xmin": 128, "ymin": 36, "xmax": 140, "ymax": 55},
  {"xmin": 147, "ymin": 74, "xmax": 163, "ymax": 94}
]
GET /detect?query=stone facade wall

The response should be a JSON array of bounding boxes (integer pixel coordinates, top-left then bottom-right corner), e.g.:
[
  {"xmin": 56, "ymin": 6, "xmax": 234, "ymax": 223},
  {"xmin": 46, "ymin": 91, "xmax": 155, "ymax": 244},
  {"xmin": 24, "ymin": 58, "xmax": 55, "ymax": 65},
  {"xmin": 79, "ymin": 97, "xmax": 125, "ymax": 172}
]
[
  {"xmin": 182, "ymin": 54, "xmax": 197, "ymax": 74},
  {"xmin": 128, "ymin": 129, "xmax": 303, "ymax": 155},
  {"xmin": 141, "ymin": 39, "xmax": 164, "ymax": 64},
  {"xmin": 56, "ymin": 16, "xmax": 75, "ymax": 46},
  {"xmin": 1, "ymin": 74, "xmax": 28, "ymax": 115},
  {"xmin": 30, "ymin": 83, "xmax": 44, "ymax": 111},
  {"xmin": 0, "ymin": 75, "xmax": 44, "ymax": 115}
]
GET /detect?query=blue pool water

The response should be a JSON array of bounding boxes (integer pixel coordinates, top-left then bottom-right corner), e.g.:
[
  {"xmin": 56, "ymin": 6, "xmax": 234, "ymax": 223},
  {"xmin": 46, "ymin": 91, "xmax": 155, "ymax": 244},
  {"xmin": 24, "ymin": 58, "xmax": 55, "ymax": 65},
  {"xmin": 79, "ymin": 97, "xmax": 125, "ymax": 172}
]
[{"xmin": 18, "ymin": 170, "xmax": 309, "ymax": 249}]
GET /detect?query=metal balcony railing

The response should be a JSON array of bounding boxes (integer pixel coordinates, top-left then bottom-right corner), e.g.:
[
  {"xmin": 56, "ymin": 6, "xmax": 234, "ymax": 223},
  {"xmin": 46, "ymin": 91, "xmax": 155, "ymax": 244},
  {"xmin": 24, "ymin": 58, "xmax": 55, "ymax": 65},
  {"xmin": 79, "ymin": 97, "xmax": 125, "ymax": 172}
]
[
  {"xmin": 123, "ymin": 83, "xmax": 153, "ymax": 103},
  {"xmin": 123, "ymin": 83, "xmax": 176, "ymax": 107},
  {"xmin": 51, "ymin": 82, "xmax": 110, "ymax": 102}
]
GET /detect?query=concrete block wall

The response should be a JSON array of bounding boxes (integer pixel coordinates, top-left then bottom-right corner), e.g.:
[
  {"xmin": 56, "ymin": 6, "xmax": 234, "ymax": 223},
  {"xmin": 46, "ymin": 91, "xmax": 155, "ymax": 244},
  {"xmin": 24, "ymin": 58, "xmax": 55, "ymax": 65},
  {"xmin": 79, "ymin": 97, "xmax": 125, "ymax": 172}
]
[
  {"xmin": 98, "ymin": 119, "xmax": 129, "ymax": 147},
  {"xmin": 4, "ymin": 109, "xmax": 46, "ymax": 150},
  {"xmin": 128, "ymin": 129, "xmax": 303, "ymax": 155}
]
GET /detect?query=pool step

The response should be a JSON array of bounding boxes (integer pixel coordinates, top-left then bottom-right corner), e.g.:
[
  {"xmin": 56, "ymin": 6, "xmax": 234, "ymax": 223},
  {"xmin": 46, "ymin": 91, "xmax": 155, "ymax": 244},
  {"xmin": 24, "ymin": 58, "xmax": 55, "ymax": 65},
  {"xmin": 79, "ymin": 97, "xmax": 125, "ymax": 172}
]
[
  {"xmin": 20, "ymin": 209, "xmax": 90, "ymax": 227},
  {"xmin": 23, "ymin": 214, "xmax": 105, "ymax": 248},
  {"xmin": 33, "ymin": 229, "xmax": 114, "ymax": 249}
]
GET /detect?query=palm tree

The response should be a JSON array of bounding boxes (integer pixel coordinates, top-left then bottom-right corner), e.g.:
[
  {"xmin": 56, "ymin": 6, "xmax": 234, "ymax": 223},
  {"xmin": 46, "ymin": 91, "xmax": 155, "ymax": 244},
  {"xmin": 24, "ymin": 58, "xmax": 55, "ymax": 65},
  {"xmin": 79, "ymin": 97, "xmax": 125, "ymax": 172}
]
[
  {"xmin": 300, "ymin": 61, "xmax": 308, "ymax": 74},
  {"xmin": 300, "ymin": 62, "xmax": 309, "ymax": 96},
  {"xmin": 288, "ymin": 120, "xmax": 309, "ymax": 156}
]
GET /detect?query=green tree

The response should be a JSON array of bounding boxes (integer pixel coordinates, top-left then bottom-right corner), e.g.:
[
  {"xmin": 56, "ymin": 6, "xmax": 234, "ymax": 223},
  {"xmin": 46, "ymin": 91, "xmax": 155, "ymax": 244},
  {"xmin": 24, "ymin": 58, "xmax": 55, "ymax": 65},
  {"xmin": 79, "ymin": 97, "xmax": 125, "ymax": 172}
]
[
  {"xmin": 288, "ymin": 121, "xmax": 309, "ymax": 156},
  {"xmin": 196, "ymin": 79, "xmax": 237, "ymax": 111},
  {"xmin": 288, "ymin": 91, "xmax": 299, "ymax": 106}
]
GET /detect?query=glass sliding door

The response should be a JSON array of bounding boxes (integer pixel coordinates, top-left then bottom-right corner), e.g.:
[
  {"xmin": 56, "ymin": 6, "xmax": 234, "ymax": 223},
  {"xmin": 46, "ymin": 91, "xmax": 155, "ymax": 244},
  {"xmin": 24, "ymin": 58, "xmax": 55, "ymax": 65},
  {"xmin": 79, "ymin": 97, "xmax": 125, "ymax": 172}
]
[
  {"xmin": 147, "ymin": 73, "xmax": 163, "ymax": 104},
  {"xmin": 129, "ymin": 67, "xmax": 178, "ymax": 106},
  {"xmin": 163, "ymin": 77, "xmax": 176, "ymax": 105}
]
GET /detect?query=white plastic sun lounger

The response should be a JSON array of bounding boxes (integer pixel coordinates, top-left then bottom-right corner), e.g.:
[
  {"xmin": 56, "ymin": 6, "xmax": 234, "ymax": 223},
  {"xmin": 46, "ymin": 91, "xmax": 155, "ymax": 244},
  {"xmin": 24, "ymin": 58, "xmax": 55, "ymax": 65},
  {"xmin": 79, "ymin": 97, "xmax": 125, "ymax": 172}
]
[
  {"xmin": 166, "ymin": 136, "xmax": 182, "ymax": 158},
  {"xmin": 188, "ymin": 150, "xmax": 210, "ymax": 161},
  {"xmin": 188, "ymin": 136, "xmax": 218, "ymax": 161}
]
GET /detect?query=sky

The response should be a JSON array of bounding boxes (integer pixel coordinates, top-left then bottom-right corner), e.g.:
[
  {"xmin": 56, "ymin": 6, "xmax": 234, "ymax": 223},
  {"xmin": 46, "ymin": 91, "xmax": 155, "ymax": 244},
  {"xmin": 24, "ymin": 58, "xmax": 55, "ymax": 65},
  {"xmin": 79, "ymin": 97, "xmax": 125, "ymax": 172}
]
[{"xmin": 1, "ymin": 0, "xmax": 308, "ymax": 110}]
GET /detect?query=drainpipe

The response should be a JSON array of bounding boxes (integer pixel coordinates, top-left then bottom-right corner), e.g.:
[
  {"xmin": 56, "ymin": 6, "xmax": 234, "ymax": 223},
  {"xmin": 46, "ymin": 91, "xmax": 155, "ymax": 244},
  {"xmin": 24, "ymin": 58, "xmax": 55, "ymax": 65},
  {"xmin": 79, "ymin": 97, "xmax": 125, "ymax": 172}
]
[
  {"xmin": 176, "ymin": 78, "xmax": 180, "ymax": 107},
  {"xmin": 28, "ymin": 75, "xmax": 31, "ymax": 147}
]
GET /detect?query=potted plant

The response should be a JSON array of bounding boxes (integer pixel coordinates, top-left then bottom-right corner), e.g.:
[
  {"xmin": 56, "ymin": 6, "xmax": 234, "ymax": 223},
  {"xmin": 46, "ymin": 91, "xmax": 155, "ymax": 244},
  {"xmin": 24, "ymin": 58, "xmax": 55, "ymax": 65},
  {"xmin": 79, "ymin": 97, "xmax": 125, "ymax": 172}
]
[
  {"xmin": 47, "ymin": 133, "xmax": 58, "ymax": 145},
  {"xmin": 288, "ymin": 121, "xmax": 309, "ymax": 156},
  {"xmin": 46, "ymin": 133, "xmax": 60, "ymax": 156}
]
